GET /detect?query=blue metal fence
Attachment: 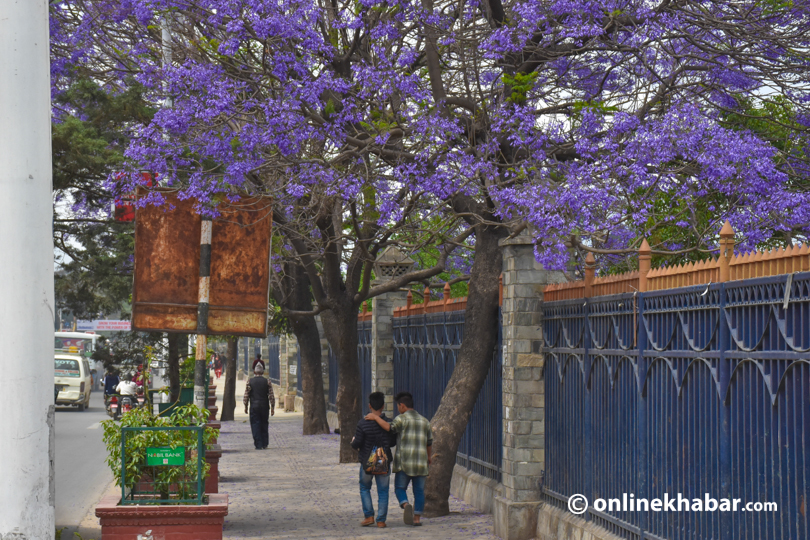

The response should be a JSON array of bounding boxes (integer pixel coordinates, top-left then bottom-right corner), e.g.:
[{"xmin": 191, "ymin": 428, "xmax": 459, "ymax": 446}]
[
  {"xmin": 325, "ymin": 321, "xmax": 373, "ymax": 413},
  {"xmin": 267, "ymin": 335, "xmax": 280, "ymax": 385},
  {"xmin": 542, "ymin": 273, "xmax": 810, "ymax": 540},
  {"xmin": 392, "ymin": 309, "xmax": 502, "ymax": 481}
]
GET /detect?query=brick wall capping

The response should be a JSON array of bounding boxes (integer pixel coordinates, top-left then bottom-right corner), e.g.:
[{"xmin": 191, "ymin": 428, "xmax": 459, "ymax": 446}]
[
  {"xmin": 543, "ymin": 223, "xmax": 810, "ymax": 300},
  {"xmin": 358, "ymin": 303, "xmax": 373, "ymax": 322},
  {"xmin": 393, "ymin": 296, "xmax": 468, "ymax": 317}
]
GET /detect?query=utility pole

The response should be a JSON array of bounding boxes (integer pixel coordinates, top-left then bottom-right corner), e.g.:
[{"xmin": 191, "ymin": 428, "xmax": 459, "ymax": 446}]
[{"xmin": 0, "ymin": 0, "xmax": 56, "ymax": 537}]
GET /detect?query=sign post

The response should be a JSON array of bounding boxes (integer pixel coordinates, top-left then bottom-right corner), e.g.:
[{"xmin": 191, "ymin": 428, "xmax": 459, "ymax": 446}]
[
  {"xmin": 131, "ymin": 190, "xmax": 273, "ymax": 410},
  {"xmin": 194, "ymin": 217, "xmax": 212, "ymax": 408}
]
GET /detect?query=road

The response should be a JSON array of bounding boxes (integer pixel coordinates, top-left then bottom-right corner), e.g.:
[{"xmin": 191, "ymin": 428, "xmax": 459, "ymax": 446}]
[{"xmin": 54, "ymin": 390, "xmax": 113, "ymax": 536}]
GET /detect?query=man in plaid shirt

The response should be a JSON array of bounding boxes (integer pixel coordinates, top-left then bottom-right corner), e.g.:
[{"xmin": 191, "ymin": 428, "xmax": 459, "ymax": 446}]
[{"xmin": 365, "ymin": 391, "xmax": 433, "ymax": 526}]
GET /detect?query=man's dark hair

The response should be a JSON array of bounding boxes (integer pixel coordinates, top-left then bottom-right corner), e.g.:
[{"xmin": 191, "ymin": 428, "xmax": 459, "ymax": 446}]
[
  {"xmin": 255, "ymin": 352, "xmax": 261, "ymax": 359},
  {"xmin": 369, "ymin": 392, "xmax": 385, "ymax": 411},
  {"xmin": 395, "ymin": 392, "xmax": 414, "ymax": 409}
]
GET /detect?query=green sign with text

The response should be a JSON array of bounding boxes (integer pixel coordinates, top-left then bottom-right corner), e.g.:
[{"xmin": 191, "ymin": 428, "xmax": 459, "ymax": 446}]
[{"xmin": 146, "ymin": 447, "xmax": 184, "ymax": 466}]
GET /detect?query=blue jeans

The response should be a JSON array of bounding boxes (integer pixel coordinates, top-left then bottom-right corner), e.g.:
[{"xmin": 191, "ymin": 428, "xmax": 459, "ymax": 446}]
[
  {"xmin": 359, "ymin": 465, "xmax": 390, "ymax": 523},
  {"xmin": 394, "ymin": 471, "xmax": 427, "ymax": 515}
]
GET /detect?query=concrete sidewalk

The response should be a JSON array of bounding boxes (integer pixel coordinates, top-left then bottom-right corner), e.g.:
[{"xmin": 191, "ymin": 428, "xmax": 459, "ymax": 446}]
[{"xmin": 217, "ymin": 378, "xmax": 499, "ymax": 540}]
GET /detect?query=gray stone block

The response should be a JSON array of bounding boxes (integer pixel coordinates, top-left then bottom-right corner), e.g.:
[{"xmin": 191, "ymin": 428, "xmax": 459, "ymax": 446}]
[
  {"xmin": 512, "ymin": 340, "xmax": 531, "ymax": 353},
  {"xmin": 516, "ymin": 379, "xmax": 543, "ymax": 394},
  {"xmin": 516, "ymin": 326, "xmax": 541, "ymax": 340},
  {"xmin": 514, "ymin": 461, "xmax": 543, "ymax": 477},
  {"xmin": 515, "ymin": 434, "xmax": 545, "ymax": 449},
  {"xmin": 514, "ymin": 312, "xmax": 536, "ymax": 327},
  {"xmin": 507, "ymin": 420, "xmax": 532, "ymax": 435},
  {"xmin": 514, "ymin": 366, "xmax": 536, "ymax": 381},
  {"xmin": 493, "ymin": 496, "xmax": 541, "ymax": 540},
  {"xmin": 517, "ymin": 407, "xmax": 544, "ymax": 421}
]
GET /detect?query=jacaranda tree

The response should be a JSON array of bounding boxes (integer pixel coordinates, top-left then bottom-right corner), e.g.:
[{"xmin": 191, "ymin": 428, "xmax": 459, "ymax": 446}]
[{"xmin": 52, "ymin": 0, "xmax": 810, "ymax": 514}]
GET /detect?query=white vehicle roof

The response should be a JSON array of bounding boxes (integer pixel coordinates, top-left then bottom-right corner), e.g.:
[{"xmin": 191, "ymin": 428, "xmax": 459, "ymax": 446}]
[
  {"xmin": 55, "ymin": 354, "xmax": 85, "ymax": 361},
  {"xmin": 55, "ymin": 332, "xmax": 99, "ymax": 340}
]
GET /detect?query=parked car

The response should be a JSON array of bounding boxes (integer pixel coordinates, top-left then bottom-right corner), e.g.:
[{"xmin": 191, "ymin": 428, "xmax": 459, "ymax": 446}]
[{"xmin": 55, "ymin": 354, "xmax": 92, "ymax": 411}]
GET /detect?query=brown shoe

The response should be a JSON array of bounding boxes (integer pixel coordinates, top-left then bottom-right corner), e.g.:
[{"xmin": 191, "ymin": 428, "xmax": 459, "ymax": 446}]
[
  {"xmin": 361, "ymin": 517, "xmax": 375, "ymax": 527},
  {"xmin": 377, "ymin": 522, "xmax": 387, "ymax": 528}
]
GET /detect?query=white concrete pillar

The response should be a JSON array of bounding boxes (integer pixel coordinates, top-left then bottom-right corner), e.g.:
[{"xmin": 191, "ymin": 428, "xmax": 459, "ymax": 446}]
[{"xmin": 0, "ymin": 0, "xmax": 56, "ymax": 537}]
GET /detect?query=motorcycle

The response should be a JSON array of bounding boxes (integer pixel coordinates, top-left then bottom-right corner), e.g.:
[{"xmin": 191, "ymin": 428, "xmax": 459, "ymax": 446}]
[{"xmin": 105, "ymin": 394, "xmax": 137, "ymax": 420}]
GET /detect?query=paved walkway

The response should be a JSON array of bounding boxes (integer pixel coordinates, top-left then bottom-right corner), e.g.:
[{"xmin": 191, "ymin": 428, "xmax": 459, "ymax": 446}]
[{"xmin": 220, "ymin": 378, "xmax": 499, "ymax": 540}]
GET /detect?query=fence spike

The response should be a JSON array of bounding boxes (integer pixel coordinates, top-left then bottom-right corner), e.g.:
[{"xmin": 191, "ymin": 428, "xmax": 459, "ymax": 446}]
[
  {"xmin": 584, "ymin": 252, "xmax": 596, "ymax": 298},
  {"xmin": 639, "ymin": 238, "xmax": 652, "ymax": 292}
]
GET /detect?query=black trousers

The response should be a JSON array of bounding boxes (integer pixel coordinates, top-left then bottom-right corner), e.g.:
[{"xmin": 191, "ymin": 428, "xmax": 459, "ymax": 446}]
[{"xmin": 249, "ymin": 405, "xmax": 269, "ymax": 448}]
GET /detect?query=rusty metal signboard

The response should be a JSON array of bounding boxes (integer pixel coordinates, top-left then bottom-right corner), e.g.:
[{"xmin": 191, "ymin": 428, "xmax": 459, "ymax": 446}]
[{"xmin": 132, "ymin": 190, "xmax": 272, "ymax": 337}]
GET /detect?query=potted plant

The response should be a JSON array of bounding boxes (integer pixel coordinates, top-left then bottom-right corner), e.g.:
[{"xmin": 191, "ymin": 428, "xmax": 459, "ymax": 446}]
[{"xmin": 95, "ymin": 404, "xmax": 228, "ymax": 540}]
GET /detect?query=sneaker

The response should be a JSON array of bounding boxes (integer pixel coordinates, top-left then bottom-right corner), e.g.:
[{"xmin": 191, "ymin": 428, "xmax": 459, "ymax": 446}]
[
  {"xmin": 402, "ymin": 503, "xmax": 414, "ymax": 525},
  {"xmin": 361, "ymin": 517, "xmax": 375, "ymax": 527},
  {"xmin": 377, "ymin": 522, "xmax": 386, "ymax": 528}
]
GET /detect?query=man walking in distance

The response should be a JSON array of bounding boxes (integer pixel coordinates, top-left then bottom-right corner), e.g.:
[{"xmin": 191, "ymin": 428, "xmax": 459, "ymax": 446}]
[
  {"xmin": 365, "ymin": 391, "xmax": 433, "ymax": 526},
  {"xmin": 251, "ymin": 352, "xmax": 265, "ymax": 373},
  {"xmin": 352, "ymin": 392, "xmax": 397, "ymax": 528},
  {"xmin": 243, "ymin": 363, "xmax": 275, "ymax": 449}
]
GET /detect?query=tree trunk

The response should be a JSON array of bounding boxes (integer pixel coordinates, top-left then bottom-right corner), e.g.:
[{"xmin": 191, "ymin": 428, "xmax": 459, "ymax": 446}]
[
  {"xmin": 321, "ymin": 306, "xmax": 362, "ymax": 462},
  {"xmin": 271, "ymin": 260, "xmax": 330, "ymax": 434},
  {"xmin": 167, "ymin": 333, "xmax": 182, "ymax": 402},
  {"xmin": 423, "ymin": 224, "xmax": 506, "ymax": 516},
  {"xmin": 290, "ymin": 316, "xmax": 330, "ymax": 434},
  {"xmin": 220, "ymin": 336, "xmax": 238, "ymax": 421}
]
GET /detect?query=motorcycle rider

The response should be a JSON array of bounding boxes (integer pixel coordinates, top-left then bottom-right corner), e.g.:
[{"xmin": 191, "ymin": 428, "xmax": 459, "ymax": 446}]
[
  {"xmin": 116, "ymin": 374, "xmax": 138, "ymax": 396},
  {"xmin": 113, "ymin": 375, "xmax": 139, "ymax": 417},
  {"xmin": 103, "ymin": 368, "xmax": 120, "ymax": 408}
]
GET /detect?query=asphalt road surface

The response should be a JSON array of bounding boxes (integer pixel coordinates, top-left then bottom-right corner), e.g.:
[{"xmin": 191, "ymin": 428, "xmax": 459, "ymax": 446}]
[{"xmin": 55, "ymin": 390, "xmax": 112, "ymax": 536}]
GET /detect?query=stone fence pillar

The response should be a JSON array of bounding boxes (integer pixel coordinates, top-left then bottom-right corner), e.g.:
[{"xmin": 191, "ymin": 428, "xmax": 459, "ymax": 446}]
[
  {"xmin": 281, "ymin": 335, "xmax": 299, "ymax": 412},
  {"xmin": 371, "ymin": 285, "xmax": 408, "ymax": 417},
  {"xmin": 494, "ymin": 232, "xmax": 565, "ymax": 540}
]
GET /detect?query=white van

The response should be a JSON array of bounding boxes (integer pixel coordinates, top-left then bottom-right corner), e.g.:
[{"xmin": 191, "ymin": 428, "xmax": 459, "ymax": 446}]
[{"xmin": 55, "ymin": 354, "xmax": 92, "ymax": 410}]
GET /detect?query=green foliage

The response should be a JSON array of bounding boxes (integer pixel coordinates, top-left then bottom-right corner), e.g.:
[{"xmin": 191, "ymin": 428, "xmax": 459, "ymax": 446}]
[
  {"xmin": 101, "ymin": 404, "xmax": 217, "ymax": 503},
  {"xmin": 55, "ymin": 529, "xmax": 92, "ymax": 540},
  {"xmin": 723, "ymin": 96, "xmax": 808, "ymax": 171},
  {"xmin": 92, "ymin": 333, "xmax": 166, "ymax": 374},
  {"xmin": 53, "ymin": 78, "xmax": 154, "ymax": 319},
  {"xmin": 502, "ymin": 72, "xmax": 539, "ymax": 104},
  {"xmin": 267, "ymin": 301, "xmax": 293, "ymax": 335},
  {"xmin": 54, "ymin": 222, "xmax": 134, "ymax": 319},
  {"xmin": 571, "ymin": 100, "xmax": 619, "ymax": 116}
]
